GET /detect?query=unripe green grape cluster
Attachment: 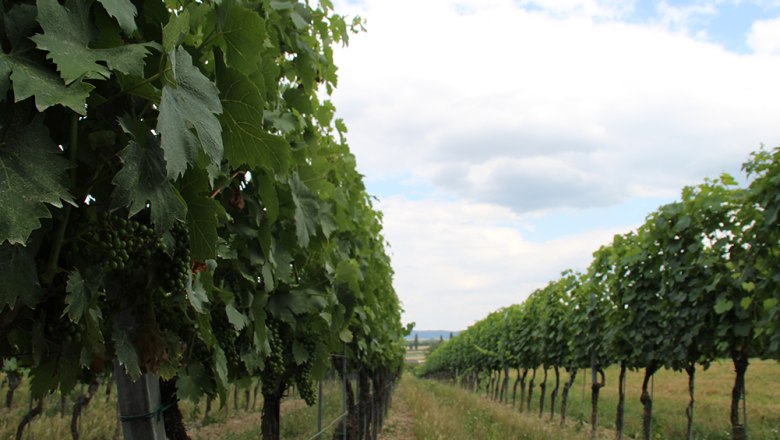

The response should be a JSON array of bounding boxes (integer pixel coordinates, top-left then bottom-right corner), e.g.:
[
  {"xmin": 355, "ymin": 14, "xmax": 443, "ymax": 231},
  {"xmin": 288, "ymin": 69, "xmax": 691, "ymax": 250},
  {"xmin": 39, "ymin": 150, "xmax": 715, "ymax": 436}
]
[
  {"xmin": 262, "ymin": 323, "xmax": 286, "ymax": 394},
  {"xmin": 160, "ymin": 222, "xmax": 192, "ymax": 294},
  {"xmin": 88, "ymin": 213, "xmax": 162, "ymax": 271},
  {"xmin": 294, "ymin": 361, "xmax": 316, "ymax": 405},
  {"xmin": 210, "ymin": 311, "xmax": 243, "ymax": 372},
  {"xmin": 293, "ymin": 337, "xmax": 317, "ymax": 405}
]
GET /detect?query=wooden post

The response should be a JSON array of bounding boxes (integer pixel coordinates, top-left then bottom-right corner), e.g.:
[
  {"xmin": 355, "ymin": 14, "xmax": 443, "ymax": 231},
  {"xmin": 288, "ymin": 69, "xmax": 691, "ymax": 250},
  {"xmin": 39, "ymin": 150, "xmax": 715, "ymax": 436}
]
[{"xmin": 114, "ymin": 361, "xmax": 166, "ymax": 440}]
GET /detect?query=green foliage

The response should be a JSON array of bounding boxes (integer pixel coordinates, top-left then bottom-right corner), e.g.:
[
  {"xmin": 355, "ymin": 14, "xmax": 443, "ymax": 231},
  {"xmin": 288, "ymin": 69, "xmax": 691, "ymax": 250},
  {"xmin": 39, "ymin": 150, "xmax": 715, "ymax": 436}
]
[
  {"xmin": 0, "ymin": 2, "xmax": 403, "ymax": 438},
  {"xmin": 420, "ymin": 145, "xmax": 780, "ymax": 383}
]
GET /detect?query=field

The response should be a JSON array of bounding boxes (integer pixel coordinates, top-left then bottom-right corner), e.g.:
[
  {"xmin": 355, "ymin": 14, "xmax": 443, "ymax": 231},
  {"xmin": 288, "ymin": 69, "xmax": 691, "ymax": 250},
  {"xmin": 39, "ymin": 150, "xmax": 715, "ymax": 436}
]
[
  {"xmin": 2, "ymin": 359, "xmax": 778, "ymax": 439},
  {"xmin": 381, "ymin": 359, "xmax": 780, "ymax": 440}
]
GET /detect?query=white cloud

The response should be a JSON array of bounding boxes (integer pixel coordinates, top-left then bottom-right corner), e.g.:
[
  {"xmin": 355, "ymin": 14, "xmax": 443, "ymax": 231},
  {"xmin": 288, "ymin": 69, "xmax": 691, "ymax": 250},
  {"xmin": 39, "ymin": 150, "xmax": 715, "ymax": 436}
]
[
  {"xmin": 656, "ymin": 1, "xmax": 717, "ymax": 34},
  {"xmin": 379, "ymin": 197, "xmax": 624, "ymax": 329},
  {"xmin": 515, "ymin": 0, "xmax": 635, "ymax": 19},
  {"xmin": 748, "ymin": 15, "xmax": 780, "ymax": 55},
  {"xmin": 333, "ymin": 0, "xmax": 780, "ymax": 216},
  {"xmin": 328, "ymin": 0, "xmax": 780, "ymax": 329}
]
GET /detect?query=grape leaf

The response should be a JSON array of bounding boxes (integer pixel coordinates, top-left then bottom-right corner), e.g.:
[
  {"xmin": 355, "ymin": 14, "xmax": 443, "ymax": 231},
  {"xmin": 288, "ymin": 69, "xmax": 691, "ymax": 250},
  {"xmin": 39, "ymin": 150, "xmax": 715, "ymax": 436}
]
[
  {"xmin": 180, "ymin": 169, "xmax": 220, "ymax": 260},
  {"xmin": 158, "ymin": 47, "xmax": 223, "ymax": 179},
  {"xmin": 267, "ymin": 289, "xmax": 327, "ymax": 323},
  {"xmin": 218, "ymin": 5, "xmax": 266, "ymax": 75},
  {"xmin": 96, "ymin": 0, "xmax": 137, "ymax": 35},
  {"xmin": 31, "ymin": 0, "xmax": 155, "ymax": 84},
  {"xmin": 0, "ymin": 54, "xmax": 94, "ymax": 115},
  {"xmin": 213, "ymin": 347, "xmax": 229, "ymax": 396},
  {"xmin": 339, "ymin": 328, "xmax": 353, "ymax": 343},
  {"xmin": 29, "ymin": 358, "xmax": 59, "ymax": 397},
  {"xmin": 111, "ymin": 117, "xmax": 186, "ymax": 233},
  {"xmin": 0, "ymin": 243, "xmax": 41, "ymax": 308},
  {"xmin": 0, "ymin": 115, "xmax": 75, "ymax": 245},
  {"xmin": 162, "ymin": 9, "xmax": 190, "ymax": 53},
  {"xmin": 112, "ymin": 325, "xmax": 141, "ymax": 379},
  {"xmin": 64, "ymin": 270, "xmax": 89, "ymax": 321},
  {"xmin": 292, "ymin": 339, "xmax": 309, "ymax": 365},
  {"xmin": 218, "ymin": 65, "xmax": 291, "ymax": 173},
  {"xmin": 177, "ymin": 363, "xmax": 211, "ymax": 401},
  {"xmin": 290, "ymin": 174, "xmax": 319, "ymax": 248},
  {"xmin": 225, "ymin": 302, "xmax": 248, "ymax": 331},
  {"xmin": 255, "ymin": 171, "xmax": 280, "ymax": 224}
]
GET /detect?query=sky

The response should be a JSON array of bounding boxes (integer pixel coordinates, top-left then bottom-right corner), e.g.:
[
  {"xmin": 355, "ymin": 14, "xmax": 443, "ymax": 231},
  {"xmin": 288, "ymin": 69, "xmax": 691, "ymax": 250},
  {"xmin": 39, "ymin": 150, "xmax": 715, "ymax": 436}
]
[{"xmin": 328, "ymin": 0, "xmax": 780, "ymax": 331}]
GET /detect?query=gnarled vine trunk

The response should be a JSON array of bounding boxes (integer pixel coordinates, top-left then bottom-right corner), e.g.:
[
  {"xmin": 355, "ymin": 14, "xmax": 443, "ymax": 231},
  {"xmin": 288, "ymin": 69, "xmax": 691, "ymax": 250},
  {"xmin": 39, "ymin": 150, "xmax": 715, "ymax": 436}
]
[
  {"xmin": 615, "ymin": 363, "xmax": 627, "ymax": 440},
  {"xmin": 730, "ymin": 353, "xmax": 748, "ymax": 440},
  {"xmin": 160, "ymin": 378, "xmax": 190, "ymax": 440},
  {"xmin": 685, "ymin": 364, "xmax": 695, "ymax": 440},
  {"xmin": 560, "ymin": 368, "xmax": 577, "ymax": 424},
  {"xmin": 549, "ymin": 365, "xmax": 560, "ymax": 421},
  {"xmin": 261, "ymin": 381, "xmax": 284, "ymax": 440},
  {"xmin": 358, "ymin": 369, "xmax": 372, "ymax": 440},
  {"xmin": 512, "ymin": 368, "xmax": 521, "ymax": 409},
  {"xmin": 519, "ymin": 368, "xmax": 529, "ymax": 413},
  {"xmin": 538, "ymin": 366, "xmax": 548, "ymax": 418},
  {"xmin": 526, "ymin": 368, "xmax": 537, "ymax": 412},
  {"xmin": 15, "ymin": 398, "xmax": 43, "ymax": 440},
  {"xmin": 501, "ymin": 366, "xmax": 509, "ymax": 403},
  {"xmin": 5, "ymin": 371, "xmax": 20, "ymax": 408},
  {"xmin": 591, "ymin": 367, "xmax": 605, "ymax": 438},
  {"xmin": 71, "ymin": 379, "xmax": 101, "ymax": 440},
  {"xmin": 639, "ymin": 364, "xmax": 659, "ymax": 440}
]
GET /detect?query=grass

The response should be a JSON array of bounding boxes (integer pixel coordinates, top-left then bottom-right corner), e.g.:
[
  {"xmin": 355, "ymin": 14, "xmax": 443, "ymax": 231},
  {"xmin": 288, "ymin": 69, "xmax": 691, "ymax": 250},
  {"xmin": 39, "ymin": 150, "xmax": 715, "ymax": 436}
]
[
  {"xmin": 0, "ymin": 376, "xmax": 346, "ymax": 440},
  {"xmin": 386, "ymin": 373, "xmax": 601, "ymax": 440},
  {"xmin": 2, "ymin": 359, "xmax": 778, "ymax": 439},
  {"xmin": 467, "ymin": 359, "xmax": 780, "ymax": 440}
]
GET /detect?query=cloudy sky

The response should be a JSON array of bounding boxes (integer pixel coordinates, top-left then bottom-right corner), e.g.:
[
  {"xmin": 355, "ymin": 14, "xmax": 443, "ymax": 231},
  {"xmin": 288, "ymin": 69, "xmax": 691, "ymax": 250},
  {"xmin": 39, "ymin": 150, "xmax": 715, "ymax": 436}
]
[{"xmin": 329, "ymin": 0, "xmax": 780, "ymax": 330}]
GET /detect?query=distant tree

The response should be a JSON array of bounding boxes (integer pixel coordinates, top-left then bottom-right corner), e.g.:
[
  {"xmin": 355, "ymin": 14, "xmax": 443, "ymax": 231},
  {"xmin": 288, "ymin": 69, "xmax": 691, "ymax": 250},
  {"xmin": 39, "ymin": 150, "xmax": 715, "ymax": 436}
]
[
  {"xmin": 449, "ymin": 332, "xmax": 454, "ymax": 340},
  {"xmin": 439, "ymin": 335, "xmax": 444, "ymax": 343},
  {"xmin": 414, "ymin": 334, "xmax": 419, "ymax": 351}
]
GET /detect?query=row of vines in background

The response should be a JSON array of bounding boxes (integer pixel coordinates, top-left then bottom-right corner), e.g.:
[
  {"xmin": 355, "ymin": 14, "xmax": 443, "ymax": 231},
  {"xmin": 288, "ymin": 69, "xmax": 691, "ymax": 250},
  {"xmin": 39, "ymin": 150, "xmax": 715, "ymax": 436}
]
[
  {"xmin": 0, "ymin": 0, "xmax": 407, "ymax": 439},
  {"xmin": 419, "ymin": 146, "xmax": 780, "ymax": 440}
]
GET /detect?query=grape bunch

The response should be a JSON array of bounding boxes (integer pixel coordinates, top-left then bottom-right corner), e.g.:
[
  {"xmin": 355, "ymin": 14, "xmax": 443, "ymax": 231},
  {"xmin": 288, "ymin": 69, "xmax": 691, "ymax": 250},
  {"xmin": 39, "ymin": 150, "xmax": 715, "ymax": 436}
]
[
  {"xmin": 262, "ymin": 322, "xmax": 286, "ymax": 394},
  {"xmin": 210, "ymin": 311, "xmax": 242, "ymax": 372},
  {"xmin": 85, "ymin": 214, "xmax": 162, "ymax": 271},
  {"xmin": 294, "ymin": 361, "xmax": 316, "ymax": 405},
  {"xmin": 159, "ymin": 222, "xmax": 191, "ymax": 294},
  {"xmin": 267, "ymin": 324, "xmax": 285, "ymax": 377},
  {"xmin": 293, "ymin": 337, "xmax": 317, "ymax": 405}
]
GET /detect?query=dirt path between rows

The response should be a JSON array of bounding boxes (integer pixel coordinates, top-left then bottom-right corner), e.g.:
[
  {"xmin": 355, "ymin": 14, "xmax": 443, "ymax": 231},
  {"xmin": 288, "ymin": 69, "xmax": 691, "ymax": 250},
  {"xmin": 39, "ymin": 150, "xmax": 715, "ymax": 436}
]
[{"xmin": 377, "ymin": 384, "xmax": 416, "ymax": 440}]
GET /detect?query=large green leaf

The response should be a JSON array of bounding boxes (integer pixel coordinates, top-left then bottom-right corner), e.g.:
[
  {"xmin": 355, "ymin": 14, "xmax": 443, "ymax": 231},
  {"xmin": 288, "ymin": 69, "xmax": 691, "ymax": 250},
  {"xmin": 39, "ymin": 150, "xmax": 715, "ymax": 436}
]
[
  {"xmin": 64, "ymin": 270, "xmax": 89, "ymax": 322},
  {"xmin": 0, "ymin": 243, "xmax": 41, "ymax": 308},
  {"xmin": 96, "ymin": 0, "xmax": 137, "ymax": 35},
  {"xmin": 255, "ymin": 171, "xmax": 280, "ymax": 224},
  {"xmin": 218, "ymin": 5, "xmax": 266, "ymax": 75},
  {"xmin": 158, "ymin": 47, "xmax": 223, "ymax": 179},
  {"xmin": 290, "ymin": 174, "xmax": 319, "ymax": 248},
  {"xmin": 111, "ymin": 117, "xmax": 186, "ymax": 233},
  {"xmin": 0, "ymin": 115, "xmax": 74, "ymax": 245},
  {"xmin": 112, "ymin": 325, "xmax": 141, "ymax": 379},
  {"xmin": 31, "ymin": 0, "xmax": 154, "ymax": 83},
  {"xmin": 180, "ymin": 169, "xmax": 220, "ymax": 260},
  {"xmin": 0, "ymin": 3, "xmax": 93, "ymax": 115},
  {"xmin": 218, "ymin": 65, "xmax": 291, "ymax": 173},
  {"xmin": 267, "ymin": 289, "xmax": 327, "ymax": 323},
  {"xmin": 0, "ymin": 54, "xmax": 94, "ymax": 115}
]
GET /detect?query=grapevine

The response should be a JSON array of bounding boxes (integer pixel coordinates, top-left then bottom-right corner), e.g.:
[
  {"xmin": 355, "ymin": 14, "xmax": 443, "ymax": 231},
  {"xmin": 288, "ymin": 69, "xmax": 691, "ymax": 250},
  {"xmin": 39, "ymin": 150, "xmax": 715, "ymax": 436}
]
[{"xmin": 0, "ymin": 0, "xmax": 407, "ymax": 439}]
